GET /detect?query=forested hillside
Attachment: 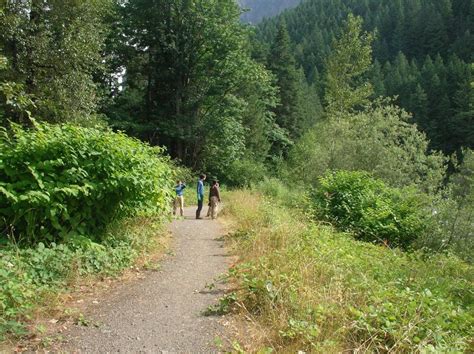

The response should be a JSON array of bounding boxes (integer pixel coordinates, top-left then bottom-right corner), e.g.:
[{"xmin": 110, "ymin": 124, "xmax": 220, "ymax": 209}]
[
  {"xmin": 238, "ymin": 0, "xmax": 302, "ymax": 23},
  {"xmin": 257, "ymin": 0, "xmax": 474, "ymax": 155}
]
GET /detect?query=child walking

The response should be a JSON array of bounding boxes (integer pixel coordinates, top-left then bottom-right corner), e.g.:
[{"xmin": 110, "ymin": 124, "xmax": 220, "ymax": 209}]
[{"xmin": 173, "ymin": 180, "xmax": 186, "ymax": 217}]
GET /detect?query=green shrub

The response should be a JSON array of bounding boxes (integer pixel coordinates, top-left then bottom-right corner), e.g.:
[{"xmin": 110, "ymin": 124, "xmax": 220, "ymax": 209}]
[
  {"xmin": 310, "ymin": 170, "xmax": 428, "ymax": 248},
  {"xmin": 284, "ymin": 102, "xmax": 446, "ymax": 193},
  {"xmin": 171, "ymin": 162, "xmax": 195, "ymax": 186},
  {"xmin": 223, "ymin": 157, "xmax": 267, "ymax": 187},
  {"xmin": 418, "ymin": 193, "xmax": 474, "ymax": 263},
  {"xmin": 0, "ymin": 121, "xmax": 173, "ymax": 245},
  {"xmin": 0, "ymin": 254, "xmax": 35, "ymax": 338}
]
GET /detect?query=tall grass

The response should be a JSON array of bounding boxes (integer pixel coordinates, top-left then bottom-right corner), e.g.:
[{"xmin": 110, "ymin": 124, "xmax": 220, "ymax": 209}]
[{"xmin": 223, "ymin": 189, "xmax": 473, "ymax": 352}]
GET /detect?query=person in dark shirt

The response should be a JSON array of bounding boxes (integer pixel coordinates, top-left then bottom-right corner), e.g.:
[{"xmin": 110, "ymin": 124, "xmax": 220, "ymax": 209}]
[
  {"xmin": 206, "ymin": 180, "xmax": 219, "ymax": 217},
  {"xmin": 208, "ymin": 179, "xmax": 221, "ymax": 220}
]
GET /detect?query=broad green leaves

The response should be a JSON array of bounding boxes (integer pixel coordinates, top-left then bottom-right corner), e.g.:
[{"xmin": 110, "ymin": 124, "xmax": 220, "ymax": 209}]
[
  {"xmin": 0, "ymin": 121, "xmax": 173, "ymax": 246},
  {"xmin": 310, "ymin": 170, "xmax": 429, "ymax": 248}
]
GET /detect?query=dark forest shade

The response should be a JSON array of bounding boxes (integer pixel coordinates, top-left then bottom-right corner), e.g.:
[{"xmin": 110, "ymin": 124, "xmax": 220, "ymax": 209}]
[{"xmin": 103, "ymin": 0, "xmax": 279, "ymax": 181}]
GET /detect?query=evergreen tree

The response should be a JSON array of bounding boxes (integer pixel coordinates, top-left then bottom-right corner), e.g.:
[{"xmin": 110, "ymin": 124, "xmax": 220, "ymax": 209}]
[
  {"xmin": 253, "ymin": 0, "xmax": 474, "ymax": 155},
  {"xmin": 268, "ymin": 21, "xmax": 298, "ymax": 137},
  {"xmin": 449, "ymin": 59, "xmax": 474, "ymax": 152},
  {"xmin": 369, "ymin": 60, "xmax": 386, "ymax": 97},
  {"xmin": 325, "ymin": 14, "xmax": 374, "ymax": 115},
  {"xmin": 268, "ymin": 20, "xmax": 299, "ymax": 136},
  {"xmin": 266, "ymin": 19, "xmax": 321, "ymax": 160},
  {"xmin": 408, "ymin": 84, "xmax": 428, "ymax": 129}
]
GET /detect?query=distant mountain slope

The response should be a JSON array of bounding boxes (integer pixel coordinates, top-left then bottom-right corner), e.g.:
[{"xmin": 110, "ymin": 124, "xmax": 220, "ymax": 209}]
[
  {"xmin": 239, "ymin": 0, "xmax": 302, "ymax": 23},
  {"xmin": 257, "ymin": 0, "xmax": 473, "ymax": 71},
  {"xmin": 256, "ymin": 0, "xmax": 474, "ymax": 155}
]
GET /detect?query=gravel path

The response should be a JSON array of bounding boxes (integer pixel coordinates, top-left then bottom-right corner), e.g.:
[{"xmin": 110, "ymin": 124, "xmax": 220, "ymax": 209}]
[{"xmin": 63, "ymin": 207, "xmax": 229, "ymax": 353}]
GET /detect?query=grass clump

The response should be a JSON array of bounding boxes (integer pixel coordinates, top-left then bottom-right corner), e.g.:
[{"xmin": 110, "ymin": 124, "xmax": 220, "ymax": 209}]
[{"xmin": 223, "ymin": 190, "xmax": 473, "ymax": 352}]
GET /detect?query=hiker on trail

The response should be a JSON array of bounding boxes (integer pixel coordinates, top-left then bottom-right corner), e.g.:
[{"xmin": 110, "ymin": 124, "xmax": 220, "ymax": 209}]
[
  {"xmin": 208, "ymin": 179, "xmax": 221, "ymax": 220},
  {"xmin": 173, "ymin": 180, "xmax": 186, "ymax": 217},
  {"xmin": 206, "ymin": 180, "xmax": 219, "ymax": 218},
  {"xmin": 196, "ymin": 173, "xmax": 206, "ymax": 219}
]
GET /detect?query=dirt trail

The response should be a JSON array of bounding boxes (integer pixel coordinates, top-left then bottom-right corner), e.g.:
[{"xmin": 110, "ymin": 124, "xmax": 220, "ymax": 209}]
[{"xmin": 63, "ymin": 207, "xmax": 229, "ymax": 353}]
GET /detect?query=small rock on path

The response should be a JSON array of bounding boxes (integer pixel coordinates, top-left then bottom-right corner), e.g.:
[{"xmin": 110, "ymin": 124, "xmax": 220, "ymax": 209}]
[{"xmin": 63, "ymin": 207, "xmax": 229, "ymax": 353}]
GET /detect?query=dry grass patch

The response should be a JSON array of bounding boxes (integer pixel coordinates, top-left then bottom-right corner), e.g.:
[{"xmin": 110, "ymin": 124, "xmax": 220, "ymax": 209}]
[{"xmin": 223, "ymin": 190, "xmax": 473, "ymax": 353}]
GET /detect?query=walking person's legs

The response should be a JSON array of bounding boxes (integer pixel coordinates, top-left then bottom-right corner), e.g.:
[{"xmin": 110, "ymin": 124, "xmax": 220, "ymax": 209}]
[
  {"xmin": 196, "ymin": 199, "xmax": 203, "ymax": 219},
  {"xmin": 210, "ymin": 196, "xmax": 219, "ymax": 220},
  {"xmin": 178, "ymin": 196, "xmax": 184, "ymax": 217},
  {"xmin": 173, "ymin": 197, "xmax": 178, "ymax": 216}
]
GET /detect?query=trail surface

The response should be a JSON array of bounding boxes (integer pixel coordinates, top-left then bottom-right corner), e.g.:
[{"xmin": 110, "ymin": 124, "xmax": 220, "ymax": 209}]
[{"xmin": 63, "ymin": 207, "xmax": 229, "ymax": 353}]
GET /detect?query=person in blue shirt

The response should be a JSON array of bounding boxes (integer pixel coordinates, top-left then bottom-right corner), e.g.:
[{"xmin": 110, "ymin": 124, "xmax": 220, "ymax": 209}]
[
  {"xmin": 173, "ymin": 180, "xmax": 186, "ymax": 217},
  {"xmin": 196, "ymin": 173, "xmax": 206, "ymax": 219}
]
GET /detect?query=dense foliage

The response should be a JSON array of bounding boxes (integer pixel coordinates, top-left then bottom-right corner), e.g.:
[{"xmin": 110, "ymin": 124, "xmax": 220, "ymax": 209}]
[
  {"xmin": 265, "ymin": 20, "xmax": 322, "ymax": 160},
  {"xmin": 0, "ymin": 122, "xmax": 173, "ymax": 246},
  {"xmin": 281, "ymin": 12, "xmax": 473, "ymax": 261},
  {"xmin": 310, "ymin": 171, "xmax": 428, "ymax": 248},
  {"xmin": 419, "ymin": 149, "xmax": 474, "ymax": 262},
  {"xmin": 105, "ymin": 0, "xmax": 278, "ymax": 183},
  {"xmin": 0, "ymin": 0, "xmax": 113, "ymax": 124},
  {"xmin": 324, "ymin": 14, "xmax": 373, "ymax": 114},
  {"xmin": 286, "ymin": 102, "xmax": 447, "ymax": 192}
]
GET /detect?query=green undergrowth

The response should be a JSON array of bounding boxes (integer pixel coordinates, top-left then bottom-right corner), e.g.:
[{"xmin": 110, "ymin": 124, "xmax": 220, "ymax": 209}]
[
  {"xmin": 224, "ymin": 190, "xmax": 474, "ymax": 352},
  {"xmin": 0, "ymin": 216, "xmax": 166, "ymax": 340},
  {"xmin": 0, "ymin": 121, "xmax": 175, "ymax": 341}
]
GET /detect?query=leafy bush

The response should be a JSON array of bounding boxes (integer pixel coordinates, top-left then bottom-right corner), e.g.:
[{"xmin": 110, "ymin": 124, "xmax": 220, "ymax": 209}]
[
  {"xmin": 285, "ymin": 102, "xmax": 446, "ymax": 193},
  {"xmin": 225, "ymin": 158, "xmax": 267, "ymax": 187},
  {"xmin": 310, "ymin": 170, "xmax": 428, "ymax": 248},
  {"xmin": 171, "ymin": 161, "xmax": 195, "ymax": 186},
  {"xmin": 0, "ymin": 121, "xmax": 173, "ymax": 245}
]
